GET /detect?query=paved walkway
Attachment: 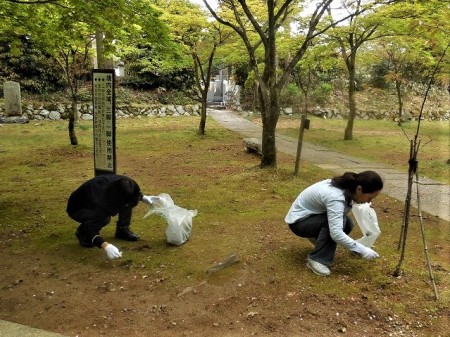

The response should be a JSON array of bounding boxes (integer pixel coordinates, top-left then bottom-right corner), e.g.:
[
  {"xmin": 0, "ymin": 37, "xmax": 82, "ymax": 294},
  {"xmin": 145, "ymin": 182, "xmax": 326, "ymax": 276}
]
[
  {"xmin": 0, "ymin": 320, "xmax": 67, "ymax": 337},
  {"xmin": 209, "ymin": 108, "xmax": 450, "ymax": 222}
]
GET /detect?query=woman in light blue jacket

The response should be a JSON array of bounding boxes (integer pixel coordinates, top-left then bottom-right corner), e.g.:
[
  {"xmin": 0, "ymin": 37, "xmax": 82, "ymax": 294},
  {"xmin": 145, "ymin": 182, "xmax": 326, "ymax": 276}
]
[{"xmin": 285, "ymin": 171, "xmax": 383, "ymax": 276}]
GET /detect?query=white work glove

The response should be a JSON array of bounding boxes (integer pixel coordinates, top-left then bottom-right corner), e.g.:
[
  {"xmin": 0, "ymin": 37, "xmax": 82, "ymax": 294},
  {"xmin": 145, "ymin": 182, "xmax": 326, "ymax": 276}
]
[
  {"xmin": 104, "ymin": 244, "xmax": 122, "ymax": 260},
  {"xmin": 141, "ymin": 195, "xmax": 152, "ymax": 205},
  {"xmin": 352, "ymin": 242, "xmax": 379, "ymax": 260},
  {"xmin": 142, "ymin": 195, "xmax": 170, "ymax": 209}
]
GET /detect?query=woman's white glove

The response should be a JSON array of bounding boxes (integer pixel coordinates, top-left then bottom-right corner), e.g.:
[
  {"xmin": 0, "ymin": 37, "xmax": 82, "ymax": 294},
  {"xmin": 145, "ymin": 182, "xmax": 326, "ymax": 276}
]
[
  {"xmin": 104, "ymin": 244, "xmax": 122, "ymax": 260},
  {"xmin": 352, "ymin": 242, "xmax": 379, "ymax": 260}
]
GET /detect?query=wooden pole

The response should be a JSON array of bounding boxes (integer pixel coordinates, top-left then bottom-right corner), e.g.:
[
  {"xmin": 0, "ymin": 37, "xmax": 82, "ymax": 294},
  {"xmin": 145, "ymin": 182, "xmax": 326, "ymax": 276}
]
[
  {"xmin": 415, "ymin": 170, "xmax": 440, "ymax": 301},
  {"xmin": 394, "ymin": 139, "xmax": 418, "ymax": 277},
  {"xmin": 397, "ymin": 140, "xmax": 414, "ymax": 250},
  {"xmin": 95, "ymin": 30, "xmax": 105, "ymax": 69},
  {"xmin": 394, "ymin": 43, "xmax": 448, "ymax": 294},
  {"xmin": 294, "ymin": 114, "xmax": 307, "ymax": 176}
]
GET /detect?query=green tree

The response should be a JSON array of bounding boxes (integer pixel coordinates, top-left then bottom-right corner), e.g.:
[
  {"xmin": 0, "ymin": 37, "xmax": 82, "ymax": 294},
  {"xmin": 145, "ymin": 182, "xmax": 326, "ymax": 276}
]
[
  {"xmin": 0, "ymin": 36, "xmax": 66, "ymax": 94},
  {"xmin": 365, "ymin": 0, "xmax": 449, "ymax": 121},
  {"xmin": 159, "ymin": 0, "xmax": 232, "ymax": 134},
  {"xmin": 326, "ymin": 0, "xmax": 395, "ymax": 140},
  {"xmin": 373, "ymin": 37, "xmax": 431, "ymax": 120},
  {"xmin": 203, "ymin": 0, "xmax": 397, "ymax": 167},
  {"xmin": 292, "ymin": 44, "xmax": 338, "ymax": 114},
  {"xmin": 0, "ymin": 0, "xmax": 167, "ymax": 145}
]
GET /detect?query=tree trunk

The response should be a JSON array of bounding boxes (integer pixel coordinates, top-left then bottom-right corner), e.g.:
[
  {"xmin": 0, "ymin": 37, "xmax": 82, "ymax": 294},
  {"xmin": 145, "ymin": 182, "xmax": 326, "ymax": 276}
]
[
  {"xmin": 260, "ymin": 115, "xmax": 278, "ymax": 167},
  {"xmin": 69, "ymin": 99, "xmax": 78, "ymax": 145},
  {"xmin": 344, "ymin": 57, "xmax": 356, "ymax": 140},
  {"xmin": 303, "ymin": 92, "xmax": 309, "ymax": 115},
  {"xmin": 252, "ymin": 82, "xmax": 259, "ymax": 113},
  {"xmin": 259, "ymin": 86, "xmax": 280, "ymax": 168},
  {"xmin": 68, "ymin": 77, "xmax": 79, "ymax": 145},
  {"xmin": 395, "ymin": 79, "xmax": 403, "ymax": 118},
  {"xmin": 198, "ymin": 97, "xmax": 207, "ymax": 135}
]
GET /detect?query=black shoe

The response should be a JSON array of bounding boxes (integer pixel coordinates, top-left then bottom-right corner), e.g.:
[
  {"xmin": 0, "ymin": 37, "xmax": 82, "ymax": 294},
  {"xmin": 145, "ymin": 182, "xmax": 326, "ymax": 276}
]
[
  {"xmin": 76, "ymin": 229, "xmax": 93, "ymax": 248},
  {"xmin": 115, "ymin": 227, "xmax": 140, "ymax": 241}
]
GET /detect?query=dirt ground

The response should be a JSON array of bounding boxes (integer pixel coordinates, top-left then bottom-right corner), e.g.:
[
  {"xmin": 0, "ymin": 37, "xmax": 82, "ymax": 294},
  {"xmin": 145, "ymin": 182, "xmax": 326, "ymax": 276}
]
[
  {"xmin": 0, "ymin": 252, "xmax": 435, "ymax": 337},
  {"xmin": 1, "ymin": 219, "xmax": 448, "ymax": 337}
]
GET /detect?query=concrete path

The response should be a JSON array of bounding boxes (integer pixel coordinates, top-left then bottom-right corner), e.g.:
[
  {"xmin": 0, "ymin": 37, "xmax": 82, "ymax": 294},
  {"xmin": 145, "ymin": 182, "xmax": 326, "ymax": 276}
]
[
  {"xmin": 0, "ymin": 320, "xmax": 68, "ymax": 337},
  {"xmin": 209, "ymin": 108, "xmax": 450, "ymax": 222}
]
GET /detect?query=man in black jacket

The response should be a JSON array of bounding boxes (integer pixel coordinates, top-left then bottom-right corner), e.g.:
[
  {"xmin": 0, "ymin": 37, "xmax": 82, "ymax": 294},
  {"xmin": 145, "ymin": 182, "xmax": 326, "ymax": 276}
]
[{"xmin": 67, "ymin": 174, "xmax": 144, "ymax": 259}]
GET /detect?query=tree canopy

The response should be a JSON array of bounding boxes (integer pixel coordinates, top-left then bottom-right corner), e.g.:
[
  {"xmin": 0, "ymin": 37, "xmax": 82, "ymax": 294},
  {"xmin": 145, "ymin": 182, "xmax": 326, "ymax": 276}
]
[{"xmin": 1, "ymin": 0, "xmax": 448, "ymax": 153}]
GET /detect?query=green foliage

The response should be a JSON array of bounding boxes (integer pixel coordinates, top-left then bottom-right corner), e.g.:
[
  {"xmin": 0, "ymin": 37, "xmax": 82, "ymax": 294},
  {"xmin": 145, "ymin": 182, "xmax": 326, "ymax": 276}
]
[
  {"xmin": 232, "ymin": 62, "xmax": 250, "ymax": 86},
  {"xmin": 117, "ymin": 28, "xmax": 192, "ymax": 90},
  {"xmin": 280, "ymin": 83, "xmax": 300, "ymax": 106},
  {"xmin": 0, "ymin": 0, "xmax": 171, "ymax": 96},
  {"xmin": 120, "ymin": 71, "xmax": 195, "ymax": 91},
  {"xmin": 0, "ymin": 37, "xmax": 66, "ymax": 94},
  {"xmin": 0, "ymin": 0, "xmax": 448, "ymax": 127},
  {"xmin": 311, "ymin": 82, "xmax": 333, "ymax": 105},
  {"xmin": 120, "ymin": 75, "xmax": 155, "ymax": 90},
  {"xmin": 76, "ymin": 86, "xmax": 92, "ymax": 101},
  {"xmin": 369, "ymin": 60, "xmax": 390, "ymax": 89},
  {"xmin": 159, "ymin": 89, "xmax": 196, "ymax": 105}
]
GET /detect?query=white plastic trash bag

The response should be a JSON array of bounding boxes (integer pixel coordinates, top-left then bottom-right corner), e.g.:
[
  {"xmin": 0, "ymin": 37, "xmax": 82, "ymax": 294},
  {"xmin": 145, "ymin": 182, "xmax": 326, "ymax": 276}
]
[
  {"xmin": 143, "ymin": 193, "xmax": 197, "ymax": 246},
  {"xmin": 351, "ymin": 202, "xmax": 381, "ymax": 248}
]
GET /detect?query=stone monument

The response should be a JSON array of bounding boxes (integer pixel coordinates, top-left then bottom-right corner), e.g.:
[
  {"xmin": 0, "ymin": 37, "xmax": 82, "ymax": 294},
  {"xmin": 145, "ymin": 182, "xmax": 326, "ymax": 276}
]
[
  {"xmin": 1, "ymin": 81, "xmax": 28, "ymax": 123},
  {"xmin": 4, "ymin": 81, "xmax": 22, "ymax": 116}
]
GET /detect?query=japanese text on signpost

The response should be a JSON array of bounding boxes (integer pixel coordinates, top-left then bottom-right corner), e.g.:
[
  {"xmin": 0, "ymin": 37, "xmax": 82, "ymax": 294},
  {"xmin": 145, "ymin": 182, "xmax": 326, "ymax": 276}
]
[{"xmin": 93, "ymin": 70, "xmax": 116, "ymax": 175}]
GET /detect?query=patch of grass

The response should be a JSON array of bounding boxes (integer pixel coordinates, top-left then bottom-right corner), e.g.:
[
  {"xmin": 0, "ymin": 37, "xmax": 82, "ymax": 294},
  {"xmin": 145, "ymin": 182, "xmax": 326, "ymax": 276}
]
[
  {"xmin": 0, "ymin": 116, "xmax": 448, "ymax": 327},
  {"xmin": 275, "ymin": 116, "xmax": 450, "ymax": 184}
]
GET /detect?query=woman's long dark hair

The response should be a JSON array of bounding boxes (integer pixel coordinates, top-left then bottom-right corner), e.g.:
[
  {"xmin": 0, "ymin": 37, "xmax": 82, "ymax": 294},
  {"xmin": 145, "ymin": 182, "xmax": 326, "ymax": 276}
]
[{"xmin": 331, "ymin": 171, "xmax": 383, "ymax": 205}]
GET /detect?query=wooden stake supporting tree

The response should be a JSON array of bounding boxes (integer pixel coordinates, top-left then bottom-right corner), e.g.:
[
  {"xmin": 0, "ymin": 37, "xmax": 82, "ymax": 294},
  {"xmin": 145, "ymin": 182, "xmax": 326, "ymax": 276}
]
[
  {"xmin": 393, "ymin": 44, "xmax": 449, "ymax": 301},
  {"xmin": 294, "ymin": 114, "xmax": 310, "ymax": 176}
]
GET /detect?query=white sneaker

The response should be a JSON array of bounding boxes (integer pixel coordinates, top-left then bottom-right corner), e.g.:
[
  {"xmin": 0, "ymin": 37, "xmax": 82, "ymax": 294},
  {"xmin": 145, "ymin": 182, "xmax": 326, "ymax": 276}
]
[{"xmin": 306, "ymin": 259, "xmax": 331, "ymax": 276}]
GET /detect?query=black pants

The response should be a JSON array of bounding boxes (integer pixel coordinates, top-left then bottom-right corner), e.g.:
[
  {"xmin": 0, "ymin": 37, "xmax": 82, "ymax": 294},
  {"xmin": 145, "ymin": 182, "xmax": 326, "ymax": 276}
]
[
  {"xmin": 69, "ymin": 206, "xmax": 132, "ymax": 245},
  {"xmin": 289, "ymin": 213, "xmax": 354, "ymax": 266}
]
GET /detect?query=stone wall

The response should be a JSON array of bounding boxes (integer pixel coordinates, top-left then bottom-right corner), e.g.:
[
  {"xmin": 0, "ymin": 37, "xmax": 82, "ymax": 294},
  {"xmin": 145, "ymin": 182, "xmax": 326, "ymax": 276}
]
[
  {"xmin": 0, "ymin": 103, "xmax": 202, "ymax": 122},
  {"xmin": 279, "ymin": 106, "xmax": 450, "ymax": 122},
  {"xmin": 0, "ymin": 102, "xmax": 449, "ymax": 122}
]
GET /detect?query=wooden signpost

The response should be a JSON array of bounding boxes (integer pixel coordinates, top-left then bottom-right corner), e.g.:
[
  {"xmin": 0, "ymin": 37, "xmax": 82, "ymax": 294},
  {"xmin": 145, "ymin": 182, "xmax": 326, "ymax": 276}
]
[{"xmin": 92, "ymin": 69, "xmax": 116, "ymax": 176}]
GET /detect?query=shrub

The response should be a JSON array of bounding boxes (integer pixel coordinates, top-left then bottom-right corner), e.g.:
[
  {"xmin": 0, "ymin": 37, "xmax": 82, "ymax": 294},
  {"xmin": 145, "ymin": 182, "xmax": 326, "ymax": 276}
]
[
  {"xmin": 312, "ymin": 82, "xmax": 333, "ymax": 104},
  {"xmin": 369, "ymin": 61, "xmax": 390, "ymax": 89},
  {"xmin": 0, "ymin": 37, "xmax": 66, "ymax": 94},
  {"xmin": 280, "ymin": 83, "xmax": 300, "ymax": 106}
]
